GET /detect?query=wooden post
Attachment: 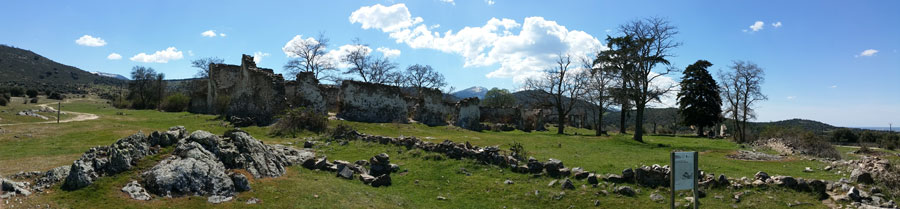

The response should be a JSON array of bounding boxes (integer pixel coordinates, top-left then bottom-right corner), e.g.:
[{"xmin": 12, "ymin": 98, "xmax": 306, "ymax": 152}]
[
  {"xmin": 670, "ymin": 152, "xmax": 675, "ymax": 209},
  {"xmin": 57, "ymin": 101, "xmax": 61, "ymax": 124},
  {"xmin": 693, "ymin": 151, "xmax": 699, "ymax": 209}
]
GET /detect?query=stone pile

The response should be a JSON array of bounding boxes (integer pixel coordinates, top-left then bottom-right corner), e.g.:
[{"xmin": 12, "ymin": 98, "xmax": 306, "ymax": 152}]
[
  {"xmin": 15, "ymin": 110, "xmax": 49, "ymax": 120},
  {"xmin": 301, "ymin": 153, "xmax": 397, "ymax": 187}
]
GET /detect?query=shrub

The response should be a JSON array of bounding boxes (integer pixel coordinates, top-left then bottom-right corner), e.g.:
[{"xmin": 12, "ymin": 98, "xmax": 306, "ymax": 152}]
[
  {"xmin": 26, "ymin": 89, "xmax": 39, "ymax": 98},
  {"xmin": 30, "ymin": 97, "xmax": 38, "ymax": 103},
  {"xmin": 0, "ymin": 97, "xmax": 8, "ymax": 106},
  {"xmin": 9, "ymin": 87, "xmax": 24, "ymax": 97},
  {"xmin": 831, "ymin": 128, "xmax": 858, "ymax": 143},
  {"xmin": 1, "ymin": 92, "xmax": 10, "ymax": 101},
  {"xmin": 48, "ymin": 92, "xmax": 65, "ymax": 100},
  {"xmin": 160, "ymin": 93, "xmax": 190, "ymax": 112},
  {"xmin": 112, "ymin": 95, "xmax": 131, "ymax": 109},
  {"xmin": 269, "ymin": 107, "xmax": 328, "ymax": 137},
  {"xmin": 508, "ymin": 141, "xmax": 527, "ymax": 160},
  {"xmin": 331, "ymin": 123, "xmax": 358, "ymax": 140}
]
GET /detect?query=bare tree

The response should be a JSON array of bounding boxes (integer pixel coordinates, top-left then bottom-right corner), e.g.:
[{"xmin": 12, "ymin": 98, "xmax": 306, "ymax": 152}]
[
  {"xmin": 366, "ymin": 56, "xmax": 399, "ymax": 85},
  {"xmin": 191, "ymin": 57, "xmax": 225, "ymax": 78},
  {"xmin": 404, "ymin": 64, "xmax": 447, "ymax": 94},
  {"xmin": 584, "ymin": 50, "xmax": 614, "ymax": 136},
  {"xmin": 283, "ymin": 33, "xmax": 336, "ymax": 81},
  {"xmin": 719, "ymin": 61, "xmax": 767, "ymax": 143},
  {"xmin": 618, "ymin": 17, "xmax": 681, "ymax": 142},
  {"xmin": 524, "ymin": 54, "xmax": 589, "ymax": 135},
  {"xmin": 341, "ymin": 38, "xmax": 372, "ymax": 82}
]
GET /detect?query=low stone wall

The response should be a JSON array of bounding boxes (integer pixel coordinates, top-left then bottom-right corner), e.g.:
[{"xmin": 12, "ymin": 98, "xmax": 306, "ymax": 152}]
[
  {"xmin": 284, "ymin": 72, "xmax": 325, "ymax": 114},
  {"xmin": 337, "ymin": 80, "xmax": 408, "ymax": 123},
  {"xmin": 208, "ymin": 55, "xmax": 287, "ymax": 126}
]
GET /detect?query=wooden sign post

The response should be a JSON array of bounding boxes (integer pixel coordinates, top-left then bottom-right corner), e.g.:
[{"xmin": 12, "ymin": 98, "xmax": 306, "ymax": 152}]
[{"xmin": 671, "ymin": 151, "xmax": 699, "ymax": 209}]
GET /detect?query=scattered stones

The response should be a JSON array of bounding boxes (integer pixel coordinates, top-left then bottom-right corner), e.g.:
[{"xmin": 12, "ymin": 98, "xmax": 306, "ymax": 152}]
[
  {"xmin": 371, "ymin": 174, "xmax": 392, "ymax": 187},
  {"xmin": 207, "ymin": 195, "xmax": 233, "ymax": 204},
  {"xmin": 504, "ymin": 180, "xmax": 514, "ymax": 185},
  {"xmin": 622, "ymin": 168, "xmax": 634, "ymax": 181},
  {"xmin": 614, "ymin": 186, "xmax": 636, "ymax": 197},
  {"xmin": 587, "ymin": 173, "xmax": 599, "ymax": 185},
  {"xmin": 337, "ymin": 164, "xmax": 355, "ymax": 180},
  {"xmin": 230, "ymin": 173, "xmax": 251, "ymax": 192},
  {"xmin": 650, "ymin": 192, "xmax": 664, "ymax": 202},
  {"xmin": 437, "ymin": 195, "xmax": 447, "ymax": 200},
  {"xmin": 1, "ymin": 178, "xmax": 31, "ymax": 196},
  {"xmin": 850, "ymin": 169, "xmax": 874, "ymax": 184},
  {"xmin": 246, "ymin": 197, "xmax": 260, "ymax": 204},
  {"xmin": 548, "ymin": 179, "xmax": 558, "ymax": 187},
  {"xmin": 635, "ymin": 165, "xmax": 668, "ymax": 188},
  {"xmin": 754, "ymin": 171, "xmax": 769, "ymax": 181},
  {"xmin": 561, "ymin": 178, "xmax": 575, "ymax": 190},
  {"xmin": 544, "ymin": 158, "xmax": 564, "ymax": 177},
  {"xmin": 803, "ymin": 167, "xmax": 813, "ymax": 173},
  {"xmin": 121, "ymin": 181, "xmax": 151, "ymax": 201},
  {"xmin": 725, "ymin": 150, "xmax": 783, "ymax": 161},
  {"xmin": 572, "ymin": 167, "xmax": 589, "ymax": 179},
  {"xmin": 527, "ymin": 157, "xmax": 544, "ymax": 174}
]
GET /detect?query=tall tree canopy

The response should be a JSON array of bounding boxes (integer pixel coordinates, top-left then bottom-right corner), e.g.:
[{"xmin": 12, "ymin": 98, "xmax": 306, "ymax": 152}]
[
  {"xmin": 677, "ymin": 60, "xmax": 723, "ymax": 136},
  {"xmin": 524, "ymin": 54, "xmax": 589, "ymax": 135},
  {"xmin": 482, "ymin": 88, "xmax": 517, "ymax": 107},
  {"xmin": 191, "ymin": 57, "xmax": 225, "ymax": 78},
  {"xmin": 283, "ymin": 33, "xmax": 337, "ymax": 81},
  {"xmin": 719, "ymin": 60, "xmax": 767, "ymax": 143}
]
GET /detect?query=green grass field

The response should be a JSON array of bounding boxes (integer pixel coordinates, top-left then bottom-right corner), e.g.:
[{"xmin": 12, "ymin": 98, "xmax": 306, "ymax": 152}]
[{"xmin": 1, "ymin": 98, "xmax": 896, "ymax": 208}]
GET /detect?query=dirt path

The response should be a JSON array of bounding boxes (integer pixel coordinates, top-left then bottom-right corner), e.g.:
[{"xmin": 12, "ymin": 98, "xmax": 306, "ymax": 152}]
[{"xmin": 0, "ymin": 100, "xmax": 99, "ymax": 127}]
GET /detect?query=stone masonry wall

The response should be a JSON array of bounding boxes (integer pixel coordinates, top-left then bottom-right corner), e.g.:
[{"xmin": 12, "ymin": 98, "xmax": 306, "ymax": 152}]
[
  {"xmin": 413, "ymin": 88, "xmax": 452, "ymax": 126},
  {"xmin": 337, "ymin": 80, "xmax": 408, "ymax": 123},
  {"xmin": 455, "ymin": 97, "xmax": 481, "ymax": 130},
  {"xmin": 284, "ymin": 72, "xmax": 326, "ymax": 114},
  {"xmin": 208, "ymin": 54, "xmax": 286, "ymax": 126}
]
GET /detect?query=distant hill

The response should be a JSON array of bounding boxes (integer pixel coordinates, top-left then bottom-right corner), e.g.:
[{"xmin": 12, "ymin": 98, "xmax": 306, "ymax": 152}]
[
  {"xmin": 0, "ymin": 44, "xmax": 125, "ymax": 93},
  {"xmin": 91, "ymin": 71, "xmax": 129, "ymax": 80},
  {"xmin": 452, "ymin": 86, "xmax": 487, "ymax": 99}
]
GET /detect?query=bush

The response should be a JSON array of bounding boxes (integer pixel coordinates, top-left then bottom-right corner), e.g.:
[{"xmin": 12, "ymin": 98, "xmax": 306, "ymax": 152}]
[
  {"xmin": 269, "ymin": 107, "xmax": 328, "ymax": 137},
  {"xmin": 112, "ymin": 95, "xmax": 131, "ymax": 109},
  {"xmin": 160, "ymin": 93, "xmax": 190, "ymax": 112},
  {"xmin": 1, "ymin": 92, "xmax": 9, "ymax": 101},
  {"xmin": 9, "ymin": 87, "xmax": 24, "ymax": 97},
  {"xmin": 508, "ymin": 141, "xmax": 527, "ymax": 160},
  {"xmin": 26, "ymin": 89, "xmax": 38, "ymax": 98},
  {"xmin": 831, "ymin": 128, "xmax": 858, "ymax": 143},
  {"xmin": 30, "ymin": 97, "xmax": 38, "ymax": 103},
  {"xmin": 0, "ymin": 97, "xmax": 8, "ymax": 106},
  {"xmin": 48, "ymin": 92, "xmax": 65, "ymax": 100},
  {"xmin": 331, "ymin": 123, "xmax": 358, "ymax": 140}
]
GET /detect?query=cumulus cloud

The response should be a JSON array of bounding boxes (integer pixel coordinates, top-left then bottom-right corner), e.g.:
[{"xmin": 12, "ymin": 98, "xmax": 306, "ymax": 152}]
[
  {"xmin": 748, "ymin": 21, "xmax": 764, "ymax": 32},
  {"xmin": 129, "ymin": 47, "xmax": 184, "ymax": 63},
  {"xmin": 75, "ymin": 35, "xmax": 107, "ymax": 47},
  {"xmin": 201, "ymin": 30, "xmax": 217, "ymax": 37},
  {"xmin": 377, "ymin": 47, "xmax": 401, "ymax": 58},
  {"xmin": 282, "ymin": 34, "xmax": 373, "ymax": 69},
  {"xmin": 857, "ymin": 49, "xmax": 878, "ymax": 57},
  {"xmin": 107, "ymin": 53, "xmax": 122, "ymax": 60},
  {"xmin": 349, "ymin": 4, "xmax": 423, "ymax": 33},
  {"xmin": 439, "ymin": 0, "xmax": 455, "ymax": 5},
  {"xmin": 253, "ymin": 51, "xmax": 270, "ymax": 63},
  {"xmin": 219, "ymin": 33, "xmax": 227, "ymax": 37},
  {"xmin": 350, "ymin": 3, "xmax": 604, "ymax": 83},
  {"xmin": 771, "ymin": 21, "xmax": 782, "ymax": 28}
]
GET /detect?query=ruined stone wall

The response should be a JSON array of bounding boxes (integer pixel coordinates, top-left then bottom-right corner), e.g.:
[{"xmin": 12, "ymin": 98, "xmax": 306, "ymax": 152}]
[
  {"xmin": 284, "ymin": 72, "xmax": 325, "ymax": 114},
  {"xmin": 208, "ymin": 55, "xmax": 286, "ymax": 126},
  {"xmin": 337, "ymin": 80, "xmax": 408, "ymax": 123},
  {"xmin": 413, "ymin": 88, "xmax": 452, "ymax": 126},
  {"xmin": 319, "ymin": 84, "xmax": 340, "ymax": 113},
  {"xmin": 455, "ymin": 97, "xmax": 481, "ymax": 130},
  {"xmin": 187, "ymin": 79, "xmax": 210, "ymax": 114}
]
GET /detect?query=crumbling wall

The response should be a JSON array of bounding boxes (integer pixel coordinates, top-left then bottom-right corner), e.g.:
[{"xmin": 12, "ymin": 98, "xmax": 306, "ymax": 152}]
[
  {"xmin": 208, "ymin": 55, "xmax": 286, "ymax": 126},
  {"xmin": 337, "ymin": 80, "xmax": 408, "ymax": 123},
  {"xmin": 413, "ymin": 88, "xmax": 452, "ymax": 126},
  {"xmin": 522, "ymin": 109, "xmax": 548, "ymax": 131},
  {"xmin": 187, "ymin": 79, "xmax": 210, "ymax": 114},
  {"xmin": 284, "ymin": 72, "xmax": 325, "ymax": 114},
  {"xmin": 455, "ymin": 97, "xmax": 481, "ymax": 130},
  {"xmin": 319, "ymin": 84, "xmax": 340, "ymax": 113}
]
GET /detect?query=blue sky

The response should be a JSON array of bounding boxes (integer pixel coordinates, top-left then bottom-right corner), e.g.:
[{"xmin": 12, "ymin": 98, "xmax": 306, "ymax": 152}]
[{"xmin": 2, "ymin": 0, "xmax": 898, "ymax": 127}]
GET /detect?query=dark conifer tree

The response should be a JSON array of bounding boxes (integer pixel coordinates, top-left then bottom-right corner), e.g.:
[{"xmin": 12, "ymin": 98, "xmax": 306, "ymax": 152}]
[{"xmin": 677, "ymin": 60, "xmax": 723, "ymax": 136}]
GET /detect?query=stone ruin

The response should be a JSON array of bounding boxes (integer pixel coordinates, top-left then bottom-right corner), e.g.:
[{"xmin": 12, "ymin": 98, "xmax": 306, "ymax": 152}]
[
  {"xmin": 454, "ymin": 97, "xmax": 481, "ymax": 130},
  {"xmin": 411, "ymin": 87, "xmax": 453, "ymax": 126},
  {"xmin": 284, "ymin": 72, "xmax": 326, "ymax": 114},
  {"xmin": 208, "ymin": 54, "xmax": 287, "ymax": 126},
  {"xmin": 337, "ymin": 80, "xmax": 408, "ymax": 123}
]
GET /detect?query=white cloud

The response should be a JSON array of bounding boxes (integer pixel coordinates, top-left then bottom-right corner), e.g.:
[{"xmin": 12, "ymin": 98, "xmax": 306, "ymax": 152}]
[
  {"xmin": 485, "ymin": 0, "xmax": 495, "ymax": 5},
  {"xmin": 129, "ymin": 47, "xmax": 184, "ymax": 63},
  {"xmin": 219, "ymin": 33, "xmax": 226, "ymax": 37},
  {"xmin": 748, "ymin": 21, "xmax": 764, "ymax": 32},
  {"xmin": 282, "ymin": 34, "xmax": 372, "ymax": 69},
  {"xmin": 649, "ymin": 72, "xmax": 680, "ymax": 108},
  {"xmin": 75, "ymin": 35, "xmax": 107, "ymax": 47},
  {"xmin": 771, "ymin": 21, "xmax": 782, "ymax": 28},
  {"xmin": 858, "ymin": 49, "xmax": 878, "ymax": 57},
  {"xmin": 786, "ymin": 96, "xmax": 796, "ymax": 100},
  {"xmin": 201, "ymin": 30, "xmax": 217, "ymax": 37},
  {"xmin": 107, "ymin": 53, "xmax": 122, "ymax": 60},
  {"xmin": 439, "ymin": 0, "xmax": 455, "ymax": 5},
  {"xmin": 830, "ymin": 85, "xmax": 838, "ymax": 88},
  {"xmin": 188, "ymin": 50, "xmax": 195, "ymax": 56},
  {"xmin": 350, "ymin": 4, "xmax": 604, "ymax": 83},
  {"xmin": 253, "ymin": 51, "xmax": 270, "ymax": 63},
  {"xmin": 377, "ymin": 47, "xmax": 401, "ymax": 58},
  {"xmin": 325, "ymin": 44, "xmax": 370, "ymax": 69},
  {"xmin": 349, "ymin": 4, "xmax": 423, "ymax": 33}
]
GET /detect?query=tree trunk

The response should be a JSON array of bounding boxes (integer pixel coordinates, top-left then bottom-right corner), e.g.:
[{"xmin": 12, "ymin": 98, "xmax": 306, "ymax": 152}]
[
  {"xmin": 619, "ymin": 103, "xmax": 627, "ymax": 134},
  {"xmin": 595, "ymin": 109, "xmax": 604, "ymax": 136},
  {"xmin": 634, "ymin": 104, "xmax": 644, "ymax": 143},
  {"xmin": 557, "ymin": 113, "xmax": 565, "ymax": 135},
  {"xmin": 697, "ymin": 126, "xmax": 704, "ymax": 137}
]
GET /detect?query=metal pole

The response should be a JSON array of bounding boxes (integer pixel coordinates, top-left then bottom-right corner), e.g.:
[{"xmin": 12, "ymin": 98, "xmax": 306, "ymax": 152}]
[
  {"xmin": 57, "ymin": 101, "xmax": 61, "ymax": 124},
  {"xmin": 671, "ymin": 152, "xmax": 675, "ymax": 209}
]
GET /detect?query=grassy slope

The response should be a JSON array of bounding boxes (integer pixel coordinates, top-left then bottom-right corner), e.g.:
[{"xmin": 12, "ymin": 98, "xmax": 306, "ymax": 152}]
[{"xmin": 2, "ymin": 98, "xmax": 897, "ymax": 208}]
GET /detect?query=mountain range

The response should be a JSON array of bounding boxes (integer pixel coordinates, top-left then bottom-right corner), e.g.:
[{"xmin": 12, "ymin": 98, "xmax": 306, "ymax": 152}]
[{"xmin": 0, "ymin": 44, "xmax": 124, "ymax": 93}]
